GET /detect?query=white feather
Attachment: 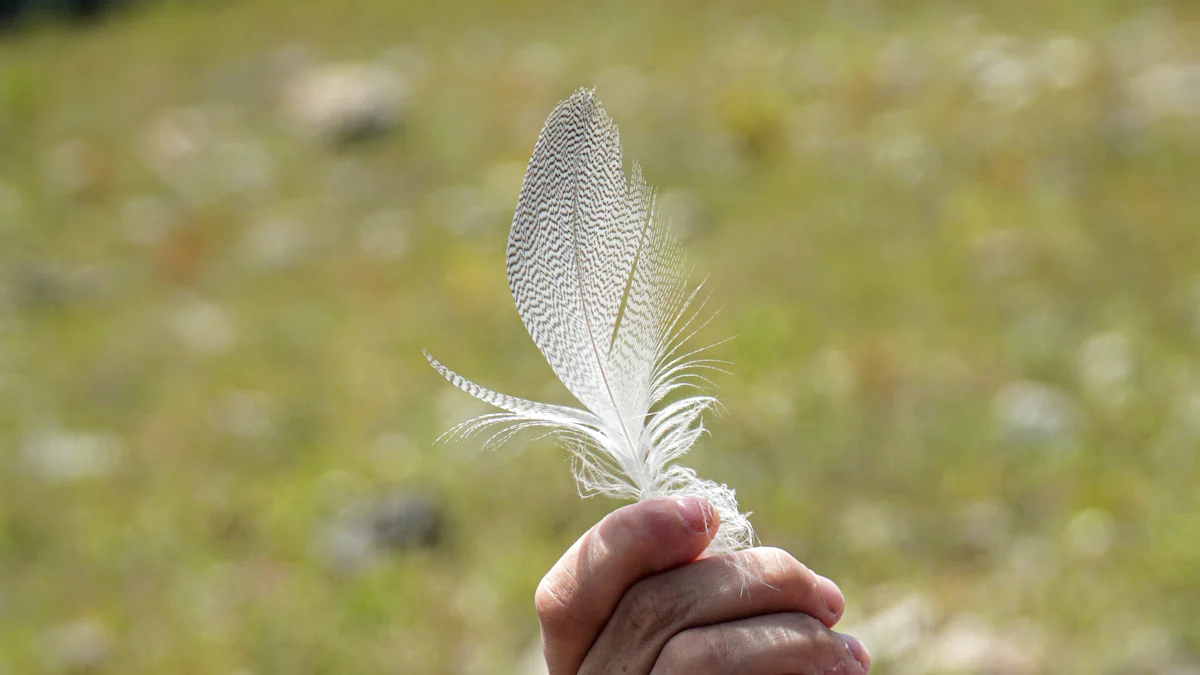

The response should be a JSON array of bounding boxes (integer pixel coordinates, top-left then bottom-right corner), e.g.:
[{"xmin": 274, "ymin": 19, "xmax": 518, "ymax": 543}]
[{"xmin": 424, "ymin": 88, "xmax": 754, "ymax": 555}]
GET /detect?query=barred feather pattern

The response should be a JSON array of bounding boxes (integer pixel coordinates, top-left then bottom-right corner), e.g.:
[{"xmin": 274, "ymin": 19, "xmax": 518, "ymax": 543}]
[{"xmin": 424, "ymin": 88, "xmax": 753, "ymax": 556}]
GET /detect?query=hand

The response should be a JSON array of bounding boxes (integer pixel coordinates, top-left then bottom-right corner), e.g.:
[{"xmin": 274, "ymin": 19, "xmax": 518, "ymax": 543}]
[{"xmin": 535, "ymin": 496, "xmax": 871, "ymax": 674}]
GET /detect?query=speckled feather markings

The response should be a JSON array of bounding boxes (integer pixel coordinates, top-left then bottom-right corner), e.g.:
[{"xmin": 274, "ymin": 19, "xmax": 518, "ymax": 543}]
[{"xmin": 424, "ymin": 89, "xmax": 754, "ymax": 555}]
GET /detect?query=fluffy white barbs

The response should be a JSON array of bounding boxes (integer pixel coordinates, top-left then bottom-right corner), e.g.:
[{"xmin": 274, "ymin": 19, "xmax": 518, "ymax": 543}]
[{"xmin": 424, "ymin": 88, "xmax": 753, "ymax": 555}]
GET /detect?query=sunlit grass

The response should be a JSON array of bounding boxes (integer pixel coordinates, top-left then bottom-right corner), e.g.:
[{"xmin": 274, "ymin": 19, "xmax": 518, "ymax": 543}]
[{"xmin": 1, "ymin": 1, "xmax": 1198, "ymax": 673}]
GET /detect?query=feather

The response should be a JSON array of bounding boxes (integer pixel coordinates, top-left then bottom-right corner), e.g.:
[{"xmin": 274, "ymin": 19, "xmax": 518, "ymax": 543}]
[{"xmin": 424, "ymin": 88, "xmax": 754, "ymax": 555}]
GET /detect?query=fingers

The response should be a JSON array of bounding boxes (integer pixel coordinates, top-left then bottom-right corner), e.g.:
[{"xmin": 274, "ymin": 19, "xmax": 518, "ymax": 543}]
[
  {"xmin": 650, "ymin": 613, "xmax": 871, "ymax": 675},
  {"xmin": 579, "ymin": 547, "xmax": 845, "ymax": 674},
  {"xmin": 536, "ymin": 497, "xmax": 719, "ymax": 675}
]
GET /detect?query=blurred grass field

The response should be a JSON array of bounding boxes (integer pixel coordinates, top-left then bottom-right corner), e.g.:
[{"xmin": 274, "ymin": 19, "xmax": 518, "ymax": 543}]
[{"xmin": 2, "ymin": 1, "xmax": 1199, "ymax": 673}]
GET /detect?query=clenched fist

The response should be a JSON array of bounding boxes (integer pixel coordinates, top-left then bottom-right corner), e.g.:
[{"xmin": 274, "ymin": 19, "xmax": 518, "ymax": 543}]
[{"xmin": 536, "ymin": 497, "xmax": 871, "ymax": 674}]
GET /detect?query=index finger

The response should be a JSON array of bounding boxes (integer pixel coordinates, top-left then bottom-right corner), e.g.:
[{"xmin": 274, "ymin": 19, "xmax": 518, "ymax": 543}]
[{"xmin": 535, "ymin": 497, "xmax": 718, "ymax": 675}]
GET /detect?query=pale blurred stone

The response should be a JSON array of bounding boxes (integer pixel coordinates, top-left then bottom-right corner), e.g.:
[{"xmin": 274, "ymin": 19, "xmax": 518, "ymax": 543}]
[
  {"xmin": 1076, "ymin": 331, "xmax": 1133, "ymax": 407},
  {"xmin": 969, "ymin": 38, "xmax": 1037, "ymax": 112},
  {"xmin": 1174, "ymin": 391, "xmax": 1200, "ymax": 440},
  {"xmin": 1127, "ymin": 61, "xmax": 1200, "ymax": 122},
  {"xmin": 209, "ymin": 390, "xmax": 275, "ymax": 440},
  {"xmin": 993, "ymin": 380, "xmax": 1078, "ymax": 443},
  {"xmin": 214, "ymin": 138, "xmax": 274, "ymax": 195},
  {"xmin": 357, "ymin": 210, "xmax": 411, "ymax": 260},
  {"xmin": 1121, "ymin": 625, "xmax": 1177, "ymax": 672},
  {"xmin": 1063, "ymin": 507, "xmax": 1115, "ymax": 559},
  {"xmin": 841, "ymin": 501, "xmax": 906, "ymax": 553},
  {"xmin": 283, "ymin": 63, "xmax": 410, "ymax": 144},
  {"xmin": 842, "ymin": 589, "xmax": 937, "ymax": 662},
  {"xmin": 811, "ymin": 348, "xmax": 857, "ymax": 399},
  {"xmin": 918, "ymin": 616, "xmax": 1038, "ymax": 675},
  {"xmin": 21, "ymin": 427, "xmax": 123, "ymax": 484},
  {"xmin": 875, "ymin": 36, "xmax": 928, "ymax": 91},
  {"xmin": 169, "ymin": 298, "xmax": 236, "ymax": 356},
  {"xmin": 44, "ymin": 139, "xmax": 99, "ymax": 197},
  {"xmin": 959, "ymin": 501, "xmax": 1011, "ymax": 550},
  {"xmin": 1035, "ymin": 36, "xmax": 1094, "ymax": 89},
  {"xmin": 120, "ymin": 195, "xmax": 175, "ymax": 246},
  {"xmin": 430, "ymin": 185, "xmax": 496, "ymax": 235},
  {"xmin": 873, "ymin": 127, "xmax": 938, "ymax": 186},
  {"xmin": 38, "ymin": 617, "xmax": 113, "ymax": 672},
  {"xmin": 240, "ymin": 217, "xmax": 309, "ymax": 268},
  {"xmin": 141, "ymin": 107, "xmax": 208, "ymax": 177}
]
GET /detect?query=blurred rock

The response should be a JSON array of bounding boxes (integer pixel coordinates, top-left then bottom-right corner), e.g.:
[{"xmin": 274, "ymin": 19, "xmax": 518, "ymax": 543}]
[
  {"xmin": 842, "ymin": 589, "xmax": 937, "ymax": 663},
  {"xmin": 810, "ymin": 348, "xmax": 857, "ymax": 399},
  {"xmin": 1034, "ymin": 35, "xmax": 1094, "ymax": 90},
  {"xmin": 1063, "ymin": 508, "xmax": 1115, "ymax": 560},
  {"xmin": 1076, "ymin": 331, "xmax": 1133, "ymax": 406},
  {"xmin": 841, "ymin": 500, "xmax": 906, "ymax": 553},
  {"xmin": 993, "ymin": 380, "xmax": 1078, "ymax": 443},
  {"xmin": 970, "ymin": 229, "xmax": 1031, "ymax": 282},
  {"xmin": 429, "ymin": 185, "xmax": 496, "ymax": 235},
  {"xmin": 1127, "ymin": 61, "xmax": 1200, "ymax": 123},
  {"xmin": 282, "ymin": 63, "xmax": 410, "ymax": 145},
  {"xmin": 917, "ymin": 615, "xmax": 1039, "ymax": 675},
  {"xmin": 1174, "ymin": 391, "xmax": 1200, "ymax": 440},
  {"xmin": 37, "ymin": 617, "xmax": 112, "ymax": 672},
  {"xmin": 209, "ymin": 390, "xmax": 275, "ymax": 441},
  {"xmin": 872, "ymin": 123, "xmax": 938, "ymax": 186},
  {"xmin": 958, "ymin": 500, "xmax": 1012, "ymax": 551},
  {"xmin": 1005, "ymin": 534, "xmax": 1058, "ymax": 588},
  {"xmin": 10, "ymin": 263, "xmax": 70, "ymax": 311},
  {"xmin": 967, "ymin": 37, "xmax": 1037, "ymax": 112},
  {"xmin": 239, "ymin": 217, "xmax": 309, "ymax": 269},
  {"xmin": 168, "ymin": 297, "xmax": 236, "ymax": 356},
  {"xmin": 357, "ymin": 209, "xmax": 411, "ymax": 260},
  {"xmin": 44, "ymin": 139, "xmax": 106, "ymax": 199},
  {"xmin": 21, "ymin": 427, "xmax": 123, "ymax": 484},
  {"xmin": 120, "ymin": 195, "xmax": 176, "ymax": 247},
  {"xmin": 316, "ymin": 492, "xmax": 443, "ymax": 575}
]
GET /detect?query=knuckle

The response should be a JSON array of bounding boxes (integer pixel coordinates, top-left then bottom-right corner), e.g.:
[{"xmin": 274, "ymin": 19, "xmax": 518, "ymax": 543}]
[
  {"xmin": 658, "ymin": 627, "xmax": 738, "ymax": 673},
  {"xmin": 753, "ymin": 547, "xmax": 814, "ymax": 588},
  {"xmin": 534, "ymin": 574, "xmax": 580, "ymax": 637},
  {"xmin": 615, "ymin": 576, "xmax": 692, "ymax": 640}
]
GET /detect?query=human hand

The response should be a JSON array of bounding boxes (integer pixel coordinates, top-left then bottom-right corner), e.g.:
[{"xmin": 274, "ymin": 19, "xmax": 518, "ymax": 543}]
[{"xmin": 535, "ymin": 496, "xmax": 871, "ymax": 674}]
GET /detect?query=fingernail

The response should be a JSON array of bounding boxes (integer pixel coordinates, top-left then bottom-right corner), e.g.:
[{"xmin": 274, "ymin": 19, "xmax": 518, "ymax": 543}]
[
  {"xmin": 816, "ymin": 574, "xmax": 845, "ymax": 621},
  {"xmin": 838, "ymin": 633, "xmax": 871, "ymax": 674},
  {"xmin": 674, "ymin": 496, "xmax": 715, "ymax": 534}
]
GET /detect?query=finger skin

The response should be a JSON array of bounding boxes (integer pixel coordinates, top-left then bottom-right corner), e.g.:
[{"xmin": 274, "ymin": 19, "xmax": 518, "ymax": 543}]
[
  {"xmin": 649, "ymin": 613, "xmax": 868, "ymax": 675},
  {"xmin": 580, "ymin": 547, "xmax": 842, "ymax": 675},
  {"xmin": 536, "ymin": 497, "xmax": 718, "ymax": 675}
]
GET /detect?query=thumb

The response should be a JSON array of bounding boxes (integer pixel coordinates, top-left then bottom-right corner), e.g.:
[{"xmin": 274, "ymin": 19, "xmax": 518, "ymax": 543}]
[{"xmin": 536, "ymin": 497, "xmax": 719, "ymax": 674}]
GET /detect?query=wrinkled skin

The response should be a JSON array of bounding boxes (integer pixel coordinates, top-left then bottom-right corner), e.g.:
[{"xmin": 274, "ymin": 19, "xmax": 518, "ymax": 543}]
[{"xmin": 536, "ymin": 497, "xmax": 872, "ymax": 674}]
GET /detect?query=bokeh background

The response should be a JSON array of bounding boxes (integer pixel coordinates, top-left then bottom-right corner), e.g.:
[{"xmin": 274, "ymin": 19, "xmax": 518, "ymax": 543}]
[{"xmin": 2, "ymin": 1, "xmax": 1199, "ymax": 673}]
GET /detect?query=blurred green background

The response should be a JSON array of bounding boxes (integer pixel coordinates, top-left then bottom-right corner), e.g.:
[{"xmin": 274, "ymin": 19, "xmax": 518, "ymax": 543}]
[{"xmin": 2, "ymin": 1, "xmax": 1199, "ymax": 673}]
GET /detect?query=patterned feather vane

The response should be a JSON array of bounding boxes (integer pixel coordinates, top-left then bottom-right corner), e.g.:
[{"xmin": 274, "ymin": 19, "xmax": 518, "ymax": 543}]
[{"xmin": 424, "ymin": 88, "xmax": 753, "ymax": 555}]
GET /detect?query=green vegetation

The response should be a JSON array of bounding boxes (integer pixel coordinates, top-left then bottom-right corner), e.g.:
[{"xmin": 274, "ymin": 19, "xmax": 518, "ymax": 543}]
[{"xmin": 1, "ymin": 1, "xmax": 1198, "ymax": 672}]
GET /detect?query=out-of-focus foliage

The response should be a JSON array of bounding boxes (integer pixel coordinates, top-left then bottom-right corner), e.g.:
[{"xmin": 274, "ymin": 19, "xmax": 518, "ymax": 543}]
[{"xmin": 1, "ymin": 1, "xmax": 1198, "ymax": 673}]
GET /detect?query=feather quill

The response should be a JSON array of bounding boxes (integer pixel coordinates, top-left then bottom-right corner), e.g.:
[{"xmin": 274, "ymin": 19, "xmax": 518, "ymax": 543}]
[{"xmin": 424, "ymin": 88, "xmax": 753, "ymax": 555}]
